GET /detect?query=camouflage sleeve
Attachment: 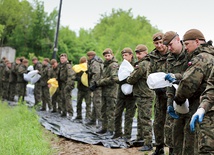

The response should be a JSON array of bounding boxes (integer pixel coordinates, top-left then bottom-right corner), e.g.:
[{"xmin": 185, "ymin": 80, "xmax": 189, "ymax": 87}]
[
  {"xmin": 90, "ymin": 62, "xmax": 102, "ymax": 84},
  {"xmin": 199, "ymin": 67, "xmax": 214, "ymax": 112},
  {"xmin": 66, "ymin": 64, "xmax": 75, "ymax": 88},
  {"xmin": 18, "ymin": 66, "xmax": 27, "ymax": 74},
  {"xmin": 176, "ymin": 54, "xmax": 212, "ymax": 101}
]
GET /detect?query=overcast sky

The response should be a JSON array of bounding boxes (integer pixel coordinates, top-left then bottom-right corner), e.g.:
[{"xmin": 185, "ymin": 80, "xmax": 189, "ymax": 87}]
[{"xmin": 31, "ymin": 0, "xmax": 214, "ymax": 41}]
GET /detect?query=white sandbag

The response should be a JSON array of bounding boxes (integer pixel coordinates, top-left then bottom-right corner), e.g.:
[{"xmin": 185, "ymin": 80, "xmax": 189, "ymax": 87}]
[
  {"xmin": 27, "ymin": 65, "xmax": 34, "ymax": 71},
  {"xmin": 147, "ymin": 72, "xmax": 172, "ymax": 89},
  {"xmin": 31, "ymin": 74, "xmax": 41, "ymax": 84},
  {"xmin": 23, "ymin": 70, "xmax": 41, "ymax": 83},
  {"xmin": 172, "ymin": 84, "xmax": 189, "ymax": 114},
  {"xmin": 24, "ymin": 73, "xmax": 31, "ymax": 82},
  {"xmin": 118, "ymin": 59, "xmax": 134, "ymax": 95}
]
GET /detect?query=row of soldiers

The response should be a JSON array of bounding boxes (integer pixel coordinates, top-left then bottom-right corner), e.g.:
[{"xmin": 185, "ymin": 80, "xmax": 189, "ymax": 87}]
[{"xmin": 0, "ymin": 28, "xmax": 213, "ymax": 155}]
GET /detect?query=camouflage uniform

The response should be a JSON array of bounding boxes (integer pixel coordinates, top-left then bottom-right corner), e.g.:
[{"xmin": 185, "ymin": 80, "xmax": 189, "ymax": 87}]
[
  {"xmin": 40, "ymin": 63, "xmax": 52, "ymax": 110},
  {"xmin": 127, "ymin": 55, "xmax": 154, "ymax": 145},
  {"xmin": 0, "ymin": 60, "xmax": 5, "ymax": 98},
  {"xmin": 49, "ymin": 65, "xmax": 62, "ymax": 112},
  {"xmin": 17, "ymin": 64, "xmax": 28, "ymax": 101},
  {"xmin": 76, "ymin": 71, "xmax": 91, "ymax": 119},
  {"xmin": 166, "ymin": 43, "xmax": 190, "ymax": 153},
  {"xmin": 58, "ymin": 61, "xmax": 75, "ymax": 116},
  {"xmin": 88, "ymin": 56, "xmax": 103, "ymax": 123},
  {"xmin": 114, "ymin": 59, "xmax": 136, "ymax": 139},
  {"xmin": 33, "ymin": 62, "xmax": 42, "ymax": 105},
  {"xmin": 96, "ymin": 57, "xmax": 119, "ymax": 132},
  {"xmin": 175, "ymin": 43, "xmax": 214, "ymax": 155},
  {"xmin": 198, "ymin": 66, "xmax": 214, "ymax": 155},
  {"xmin": 8, "ymin": 63, "xmax": 18, "ymax": 101},
  {"xmin": 149, "ymin": 49, "xmax": 169, "ymax": 147},
  {"xmin": 2, "ymin": 64, "xmax": 10, "ymax": 100}
]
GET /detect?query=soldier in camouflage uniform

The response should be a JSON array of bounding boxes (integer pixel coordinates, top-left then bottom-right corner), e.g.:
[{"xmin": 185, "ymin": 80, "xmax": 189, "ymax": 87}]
[
  {"xmin": 39, "ymin": 58, "xmax": 52, "ymax": 111},
  {"xmin": 32, "ymin": 57, "xmax": 42, "ymax": 106},
  {"xmin": 2, "ymin": 60, "xmax": 10, "ymax": 100},
  {"xmin": 163, "ymin": 31, "xmax": 189, "ymax": 155},
  {"xmin": 17, "ymin": 59, "xmax": 28, "ymax": 102},
  {"xmin": 75, "ymin": 56, "xmax": 91, "ymax": 120},
  {"xmin": 112, "ymin": 47, "xmax": 136, "ymax": 140},
  {"xmin": 125, "ymin": 45, "xmax": 154, "ymax": 151},
  {"xmin": 58, "ymin": 53, "xmax": 75, "ymax": 117},
  {"xmin": 0, "ymin": 57, "xmax": 6, "ymax": 98},
  {"xmin": 90, "ymin": 48, "xmax": 118, "ymax": 135},
  {"xmin": 49, "ymin": 59, "xmax": 62, "ymax": 113},
  {"xmin": 148, "ymin": 32, "xmax": 170, "ymax": 155},
  {"xmin": 190, "ymin": 66, "xmax": 214, "ymax": 155},
  {"xmin": 86, "ymin": 51, "xmax": 103, "ymax": 125},
  {"xmin": 174, "ymin": 29, "xmax": 214, "ymax": 155}
]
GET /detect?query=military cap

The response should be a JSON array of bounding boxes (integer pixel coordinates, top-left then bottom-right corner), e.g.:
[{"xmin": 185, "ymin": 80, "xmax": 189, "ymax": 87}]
[
  {"xmin": 135, "ymin": 44, "xmax": 148, "ymax": 53},
  {"xmin": 103, "ymin": 48, "xmax": 113, "ymax": 55},
  {"xmin": 43, "ymin": 58, "xmax": 50, "ymax": 63},
  {"xmin": 32, "ymin": 57, "xmax": 38, "ymax": 61},
  {"xmin": 23, "ymin": 59, "xmax": 29, "ymax": 63},
  {"xmin": 183, "ymin": 29, "xmax": 205, "ymax": 41},
  {"xmin": 60, "ymin": 53, "xmax": 67, "ymax": 58},
  {"xmin": 50, "ymin": 59, "xmax": 57, "ymax": 65},
  {"xmin": 163, "ymin": 31, "xmax": 178, "ymax": 45},
  {"xmin": 121, "ymin": 47, "xmax": 133, "ymax": 54},
  {"xmin": 153, "ymin": 32, "xmax": 164, "ymax": 41},
  {"xmin": 87, "ymin": 51, "xmax": 96, "ymax": 56},
  {"xmin": 79, "ymin": 56, "xmax": 87, "ymax": 63}
]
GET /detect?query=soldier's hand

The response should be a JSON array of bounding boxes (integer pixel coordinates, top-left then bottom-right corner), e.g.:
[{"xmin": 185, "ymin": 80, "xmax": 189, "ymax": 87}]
[
  {"xmin": 167, "ymin": 105, "xmax": 179, "ymax": 119},
  {"xmin": 190, "ymin": 108, "xmax": 205, "ymax": 132},
  {"xmin": 174, "ymin": 96, "xmax": 185, "ymax": 106}
]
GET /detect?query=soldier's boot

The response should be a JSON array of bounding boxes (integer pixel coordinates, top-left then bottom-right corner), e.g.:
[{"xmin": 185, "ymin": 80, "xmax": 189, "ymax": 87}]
[
  {"xmin": 152, "ymin": 144, "xmax": 165, "ymax": 155},
  {"xmin": 139, "ymin": 144, "xmax": 153, "ymax": 152},
  {"xmin": 169, "ymin": 148, "xmax": 173, "ymax": 155}
]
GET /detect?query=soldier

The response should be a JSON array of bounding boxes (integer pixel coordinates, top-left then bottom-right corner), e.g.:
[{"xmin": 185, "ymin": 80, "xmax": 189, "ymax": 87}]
[
  {"xmin": 148, "ymin": 32, "xmax": 170, "ymax": 155},
  {"xmin": 163, "ymin": 31, "xmax": 189, "ymax": 155},
  {"xmin": 39, "ymin": 58, "xmax": 52, "ymax": 111},
  {"xmin": 86, "ymin": 51, "xmax": 103, "ymax": 126},
  {"xmin": 58, "ymin": 53, "xmax": 75, "ymax": 117},
  {"xmin": 49, "ymin": 59, "xmax": 62, "ymax": 113},
  {"xmin": 90, "ymin": 48, "xmax": 119, "ymax": 135},
  {"xmin": 0, "ymin": 57, "xmax": 6, "ymax": 98},
  {"xmin": 112, "ymin": 47, "xmax": 136, "ymax": 140},
  {"xmin": 125, "ymin": 45, "xmax": 154, "ymax": 151},
  {"xmin": 2, "ymin": 60, "xmax": 10, "ymax": 100},
  {"xmin": 190, "ymin": 66, "xmax": 214, "ymax": 155},
  {"xmin": 17, "ymin": 59, "xmax": 28, "ymax": 102},
  {"xmin": 32, "ymin": 57, "xmax": 42, "ymax": 106},
  {"xmin": 75, "ymin": 56, "xmax": 91, "ymax": 120},
  {"xmin": 8, "ymin": 60, "xmax": 17, "ymax": 101},
  {"xmin": 173, "ymin": 29, "xmax": 214, "ymax": 155}
]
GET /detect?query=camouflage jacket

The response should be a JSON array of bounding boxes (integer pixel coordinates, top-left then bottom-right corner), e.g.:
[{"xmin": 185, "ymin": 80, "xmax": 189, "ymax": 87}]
[
  {"xmin": 40, "ymin": 64, "xmax": 51, "ymax": 86},
  {"xmin": 58, "ymin": 61, "xmax": 75, "ymax": 89},
  {"xmin": 96, "ymin": 57, "xmax": 119, "ymax": 97},
  {"xmin": 199, "ymin": 66, "xmax": 214, "ymax": 112},
  {"xmin": 127, "ymin": 55, "xmax": 154, "ymax": 98},
  {"xmin": 33, "ymin": 62, "xmax": 42, "ymax": 71},
  {"xmin": 166, "ymin": 43, "xmax": 189, "ymax": 105},
  {"xmin": 2, "ymin": 65, "xmax": 10, "ymax": 82},
  {"xmin": 175, "ymin": 43, "xmax": 214, "ymax": 104},
  {"xmin": 0, "ymin": 61, "xmax": 5, "ymax": 81},
  {"xmin": 17, "ymin": 64, "xmax": 28, "ymax": 83},
  {"xmin": 49, "ymin": 65, "xmax": 59, "ymax": 79},
  {"xmin": 88, "ymin": 56, "xmax": 103, "ymax": 86},
  {"xmin": 9, "ymin": 63, "xmax": 18, "ymax": 83}
]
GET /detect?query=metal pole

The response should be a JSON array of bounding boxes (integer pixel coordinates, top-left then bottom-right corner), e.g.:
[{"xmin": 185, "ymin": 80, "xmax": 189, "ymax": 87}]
[{"xmin": 52, "ymin": 0, "xmax": 63, "ymax": 59}]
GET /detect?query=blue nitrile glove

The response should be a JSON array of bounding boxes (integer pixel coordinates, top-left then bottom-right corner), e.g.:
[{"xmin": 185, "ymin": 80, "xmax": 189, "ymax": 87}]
[
  {"xmin": 190, "ymin": 108, "xmax": 205, "ymax": 132},
  {"xmin": 167, "ymin": 105, "xmax": 179, "ymax": 119},
  {"xmin": 165, "ymin": 73, "xmax": 175, "ymax": 83}
]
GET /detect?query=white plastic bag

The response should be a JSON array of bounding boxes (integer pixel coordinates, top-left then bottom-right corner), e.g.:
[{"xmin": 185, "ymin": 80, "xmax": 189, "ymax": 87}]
[
  {"xmin": 23, "ymin": 70, "xmax": 41, "ymax": 84},
  {"xmin": 118, "ymin": 59, "xmax": 134, "ymax": 95},
  {"xmin": 31, "ymin": 74, "xmax": 41, "ymax": 84},
  {"xmin": 147, "ymin": 72, "xmax": 172, "ymax": 89}
]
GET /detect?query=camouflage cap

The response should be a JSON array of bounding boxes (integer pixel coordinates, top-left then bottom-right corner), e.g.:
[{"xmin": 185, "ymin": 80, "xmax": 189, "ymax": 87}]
[
  {"xmin": 32, "ymin": 57, "xmax": 38, "ymax": 61},
  {"xmin": 79, "ymin": 56, "xmax": 87, "ymax": 63},
  {"xmin": 87, "ymin": 51, "xmax": 96, "ymax": 56},
  {"xmin": 135, "ymin": 44, "xmax": 148, "ymax": 53},
  {"xmin": 43, "ymin": 58, "xmax": 50, "ymax": 63},
  {"xmin": 23, "ymin": 59, "xmax": 29, "ymax": 63},
  {"xmin": 121, "ymin": 47, "xmax": 133, "ymax": 54},
  {"xmin": 60, "ymin": 53, "xmax": 67, "ymax": 58},
  {"xmin": 183, "ymin": 29, "xmax": 205, "ymax": 41},
  {"xmin": 163, "ymin": 31, "xmax": 178, "ymax": 45},
  {"xmin": 103, "ymin": 48, "xmax": 113, "ymax": 55},
  {"xmin": 153, "ymin": 32, "xmax": 164, "ymax": 41},
  {"xmin": 50, "ymin": 59, "xmax": 57, "ymax": 65}
]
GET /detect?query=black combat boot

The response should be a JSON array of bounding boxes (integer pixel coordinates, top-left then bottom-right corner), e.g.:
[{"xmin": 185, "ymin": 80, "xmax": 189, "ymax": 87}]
[
  {"xmin": 169, "ymin": 147, "xmax": 173, "ymax": 155},
  {"xmin": 152, "ymin": 144, "xmax": 165, "ymax": 155}
]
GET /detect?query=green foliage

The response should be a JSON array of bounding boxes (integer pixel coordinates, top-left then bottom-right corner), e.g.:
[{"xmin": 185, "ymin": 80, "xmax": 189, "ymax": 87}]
[{"xmin": 0, "ymin": 102, "xmax": 55, "ymax": 155}]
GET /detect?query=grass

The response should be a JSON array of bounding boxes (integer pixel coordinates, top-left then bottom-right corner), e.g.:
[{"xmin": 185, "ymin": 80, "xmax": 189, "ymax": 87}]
[{"xmin": 0, "ymin": 101, "xmax": 56, "ymax": 155}]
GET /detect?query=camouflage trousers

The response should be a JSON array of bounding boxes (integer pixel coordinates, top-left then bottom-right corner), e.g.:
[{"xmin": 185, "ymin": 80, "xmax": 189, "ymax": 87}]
[
  {"xmin": 198, "ymin": 110, "xmax": 214, "ymax": 155},
  {"xmin": 76, "ymin": 90, "xmax": 91, "ymax": 119},
  {"xmin": 101, "ymin": 96, "xmax": 116, "ymax": 132},
  {"xmin": 136, "ymin": 96, "xmax": 153, "ymax": 145},
  {"xmin": 8, "ymin": 82, "xmax": 16, "ymax": 101},
  {"xmin": 60, "ymin": 83, "xmax": 73, "ymax": 115},
  {"xmin": 17, "ymin": 82, "xmax": 27, "ymax": 101},
  {"xmin": 41, "ymin": 85, "xmax": 52, "ymax": 110},
  {"xmin": 34, "ymin": 82, "xmax": 42, "ymax": 105},
  {"xmin": 51, "ymin": 89, "xmax": 62, "ymax": 112},
  {"xmin": 114, "ymin": 96, "xmax": 136, "ymax": 139},
  {"xmin": 0, "ymin": 81, "xmax": 2, "ymax": 98},
  {"xmin": 91, "ymin": 88, "xmax": 102, "ymax": 122},
  {"xmin": 2, "ymin": 81, "xmax": 9, "ymax": 100}
]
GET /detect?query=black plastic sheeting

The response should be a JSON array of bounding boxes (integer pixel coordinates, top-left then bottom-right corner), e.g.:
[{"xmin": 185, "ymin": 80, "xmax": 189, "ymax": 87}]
[{"xmin": 20, "ymin": 85, "xmax": 155, "ymax": 148}]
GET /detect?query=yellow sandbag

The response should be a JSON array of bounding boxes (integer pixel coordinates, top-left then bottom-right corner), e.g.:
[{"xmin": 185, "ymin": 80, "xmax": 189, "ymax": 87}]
[
  {"xmin": 81, "ymin": 72, "xmax": 88, "ymax": 87},
  {"xmin": 72, "ymin": 62, "xmax": 87, "ymax": 73},
  {"xmin": 47, "ymin": 78, "xmax": 58, "ymax": 97}
]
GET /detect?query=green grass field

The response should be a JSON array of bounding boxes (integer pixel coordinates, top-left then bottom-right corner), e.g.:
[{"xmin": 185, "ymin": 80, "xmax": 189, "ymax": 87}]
[{"xmin": 0, "ymin": 101, "xmax": 56, "ymax": 155}]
